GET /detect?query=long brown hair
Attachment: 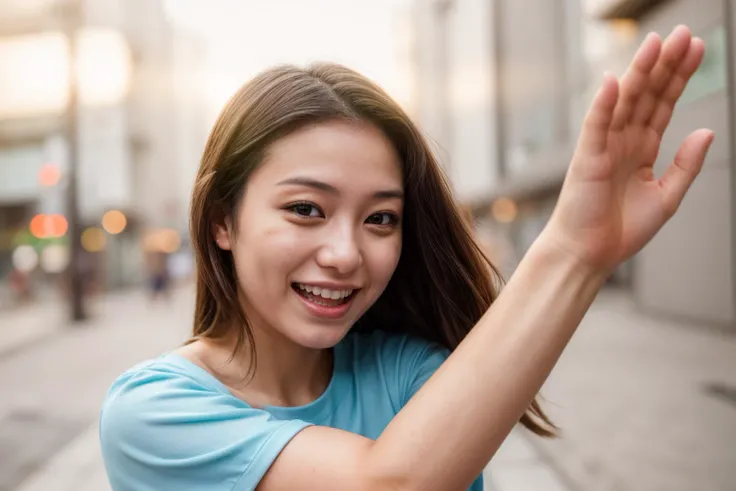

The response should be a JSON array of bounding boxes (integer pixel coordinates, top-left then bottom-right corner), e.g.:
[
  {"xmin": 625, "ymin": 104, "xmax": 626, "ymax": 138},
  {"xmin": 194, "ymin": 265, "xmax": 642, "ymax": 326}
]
[{"xmin": 189, "ymin": 62, "xmax": 555, "ymax": 437}]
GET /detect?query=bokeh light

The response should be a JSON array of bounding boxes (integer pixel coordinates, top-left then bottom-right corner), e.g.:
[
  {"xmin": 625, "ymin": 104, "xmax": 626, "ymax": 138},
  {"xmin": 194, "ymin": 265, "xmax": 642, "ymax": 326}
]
[
  {"xmin": 491, "ymin": 198, "xmax": 518, "ymax": 224},
  {"xmin": 29, "ymin": 214, "xmax": 68, "ymax": 239},
  {"xmin": 29, "ymin": 214, "xmax": 46, "ymax": 238},
  {"xmin": 81, "ymin": 227, "xmax": 107, "ymax": 253},
  {"xmin": 40, "ymin": 244, "xmax": 70, "ymax": 273},
  {"xmin": 101, "ymin": 210, "xmax": 127, "ymax": 235},
  {"xmin": 49, "ymin": 214, "xmax": 68, "ymax": 237},
  {"xmin": 38, "ymin": 163, "xmax": 62, "ymax": 187},
  {"xmin": 143, "ymin": 228, "xmax": 181, "ymax": 254},
  {"xmin": 12, "ymin": 245, "xmax": 38, "ymax": 273}
]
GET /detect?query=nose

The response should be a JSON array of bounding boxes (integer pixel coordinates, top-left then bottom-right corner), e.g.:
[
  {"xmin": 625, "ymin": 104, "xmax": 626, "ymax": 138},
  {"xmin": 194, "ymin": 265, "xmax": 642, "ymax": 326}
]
[{"xmin": 315, "ymin": 223, "xmax": 363, "ymax": 275}]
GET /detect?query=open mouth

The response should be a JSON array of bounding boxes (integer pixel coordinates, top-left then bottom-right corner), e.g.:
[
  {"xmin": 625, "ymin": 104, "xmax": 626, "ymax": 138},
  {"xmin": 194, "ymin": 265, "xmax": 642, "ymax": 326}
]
[{"xmin": 291, "ymin": 283, "xmax": 357, "ymax": 307}]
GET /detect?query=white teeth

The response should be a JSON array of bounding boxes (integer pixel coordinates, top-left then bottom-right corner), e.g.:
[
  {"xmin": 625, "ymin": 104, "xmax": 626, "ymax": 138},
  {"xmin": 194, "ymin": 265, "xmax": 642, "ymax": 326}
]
[{"xmin": 297, "ymin": 283, "xmax": 354, "ymax": 299}]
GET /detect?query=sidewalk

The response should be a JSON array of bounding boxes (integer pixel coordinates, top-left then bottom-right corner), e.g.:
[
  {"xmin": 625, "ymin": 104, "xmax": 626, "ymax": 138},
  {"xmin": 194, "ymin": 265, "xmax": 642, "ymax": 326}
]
[
  {"xmin": 0, "ymin": 290, "xmax": 139, "ymax": 360},
  {"xmin": 0, "ymin": 297, "xmax": 67, "ymax": 359},
  {"xmin": 2, "ymin": 286, "xmax": 193, "ymax": 491},
  {"xmin": 486, "ymin": 429, "xmax": 570, "ymax": 491},
  {"xmin": 532, "ymin": 289, "xmax": 736, "ymax": 491},
  {"xmin": 0, "ymin": 286, "xmax": 187, "ymax": 359}
]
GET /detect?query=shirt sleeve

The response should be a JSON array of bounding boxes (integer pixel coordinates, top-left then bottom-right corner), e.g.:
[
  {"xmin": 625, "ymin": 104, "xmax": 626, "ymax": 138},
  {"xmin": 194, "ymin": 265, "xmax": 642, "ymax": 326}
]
[
  {"xmin": 99, "ymin": 368, "xmax": 311, "ymax": 491},
  {"xmin": 404, "ymin": 340, "xmax": 450, "ymax": 404},
  {"xmin": 376, "ymin": 333, "xmax": 450, "ymax": 408}
]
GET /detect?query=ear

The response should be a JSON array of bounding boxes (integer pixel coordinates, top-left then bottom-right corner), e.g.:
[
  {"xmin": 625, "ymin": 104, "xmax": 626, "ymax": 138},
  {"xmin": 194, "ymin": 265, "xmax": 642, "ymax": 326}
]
[{"xmin": 212, "ymin": 216, "xmax": 234, "ymax": 251}]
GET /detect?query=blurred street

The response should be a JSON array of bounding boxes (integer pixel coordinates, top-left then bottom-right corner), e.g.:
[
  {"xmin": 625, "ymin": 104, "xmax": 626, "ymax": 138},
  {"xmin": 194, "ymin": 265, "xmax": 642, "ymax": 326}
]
[
  {"xmin": 530, "ymin": 291, "xmax": 736, "ymax": 491},
  {"xmin": 1, "ymin": 0, "xmax": 736, "ymax": 489},
  {"xmin": 1, "ymin": 285, "xmax": 734, "ymax": 491},
  {"xmin": 0, "ymin": 286, "xmax": 192, "ymax": 491}
]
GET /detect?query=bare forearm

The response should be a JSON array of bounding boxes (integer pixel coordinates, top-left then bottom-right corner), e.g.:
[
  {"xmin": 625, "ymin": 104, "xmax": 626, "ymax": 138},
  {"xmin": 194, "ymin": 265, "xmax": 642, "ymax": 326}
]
[{"xmin": 368, "ymin": 236, "xmax": 609, "ymax": 491}]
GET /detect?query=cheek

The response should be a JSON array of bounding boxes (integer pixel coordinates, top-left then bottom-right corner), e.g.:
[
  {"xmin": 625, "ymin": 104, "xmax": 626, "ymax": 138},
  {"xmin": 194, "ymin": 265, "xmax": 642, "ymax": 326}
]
[
  {"xmin": 366, "ymin": 235, "xmax": 402, "ymax": 287},
  {"xmin": 231, "ymin": 218, "xmax": 310, "ymax": 290}
]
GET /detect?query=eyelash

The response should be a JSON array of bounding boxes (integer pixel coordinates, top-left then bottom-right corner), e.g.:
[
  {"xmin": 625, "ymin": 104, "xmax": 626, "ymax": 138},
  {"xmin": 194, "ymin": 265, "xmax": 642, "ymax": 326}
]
[
  {"xmin": 284, "ymin": 201, "xmax": 400, "ymax": 228},
  {"xmin": 285, "ymin": 201, "xmax": 324, "ymax": 219}
]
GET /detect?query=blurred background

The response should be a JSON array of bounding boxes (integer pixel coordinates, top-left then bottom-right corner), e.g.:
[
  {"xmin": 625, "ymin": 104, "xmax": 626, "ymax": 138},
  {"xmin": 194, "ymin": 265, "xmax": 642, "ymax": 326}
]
[{"xmin": 0, "ymin": 0, "xmax": 734, "ymax": 490}]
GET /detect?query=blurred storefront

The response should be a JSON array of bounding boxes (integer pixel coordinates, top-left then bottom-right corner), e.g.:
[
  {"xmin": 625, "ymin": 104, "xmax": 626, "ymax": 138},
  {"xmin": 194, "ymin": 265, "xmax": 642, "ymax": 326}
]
[
  {"xmin": 0, "ymin": 0, "xmax": 207, "ymax": 308},
  {"xmin": 409, "ymin": 0, "xmax": 735, "ymax": 328}
]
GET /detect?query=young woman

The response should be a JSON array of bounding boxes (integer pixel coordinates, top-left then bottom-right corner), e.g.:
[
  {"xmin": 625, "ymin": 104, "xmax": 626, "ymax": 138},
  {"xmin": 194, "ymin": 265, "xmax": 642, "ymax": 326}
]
[{"xmin": 100, "ymin": 26, "xmax": 711, "ymax": 491}]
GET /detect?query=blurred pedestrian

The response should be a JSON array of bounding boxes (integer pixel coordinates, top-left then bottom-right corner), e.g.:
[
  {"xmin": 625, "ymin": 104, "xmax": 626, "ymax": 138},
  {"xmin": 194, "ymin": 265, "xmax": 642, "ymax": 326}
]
[
  {"xmin": 147, "ymin": 252, "xmax": 171, "ymax": 302},
  {"xmin": 100, "ymin": 27, "xmax": 712, "ymax": 491},
  {"xmin": 8, "ymin": 266, "xmax": 32, "ymax": 303}
]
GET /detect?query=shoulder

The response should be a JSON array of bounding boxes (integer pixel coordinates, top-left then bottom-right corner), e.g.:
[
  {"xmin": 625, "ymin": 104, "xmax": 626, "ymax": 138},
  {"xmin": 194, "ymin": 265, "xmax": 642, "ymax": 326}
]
[
  {"xmin": 100, "ymin": 355, "xmax": 311, "ymax": 491},
  {"xmin": 100, "ymin": 355, "xmax": 262, "ymax": 463},
  {"xmin": 101, "ymin": 355, "xmax": 235, "ymax": 430}
]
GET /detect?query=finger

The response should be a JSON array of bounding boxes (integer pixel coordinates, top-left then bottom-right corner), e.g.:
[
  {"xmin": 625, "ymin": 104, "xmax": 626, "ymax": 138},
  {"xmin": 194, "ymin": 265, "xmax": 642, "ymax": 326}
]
[
  {"xmin": 578, "ymin": 73, "xmax": 619, "ymax": 155},
  {"xmin": 610, "ymin": 33, "xmax": 661, "ymax": 131},
  {"xmin": 659, "ymin": 129, "xmax": 714, "ymax": 218},
  {"xmin": 649, "ymin": 37, "xmax": 705, "ymax": 136},
  {"xmin": 632, "ymin": 25, "xmax": 693, "ymax": 125}
]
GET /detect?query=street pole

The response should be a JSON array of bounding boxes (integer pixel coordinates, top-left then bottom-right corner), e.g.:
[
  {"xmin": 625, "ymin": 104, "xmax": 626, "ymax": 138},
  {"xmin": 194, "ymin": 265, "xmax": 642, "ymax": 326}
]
[{"xmin": 63, "ymin": 0, "xmax": 86, "ymax": 322}]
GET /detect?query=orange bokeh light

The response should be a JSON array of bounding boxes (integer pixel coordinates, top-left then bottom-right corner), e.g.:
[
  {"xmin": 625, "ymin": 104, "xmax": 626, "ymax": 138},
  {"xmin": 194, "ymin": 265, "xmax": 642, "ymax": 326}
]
[
  {"xmin": 29, "ymin": 214, "xmax": 46, "ymax": 238},
  {"xmin": 101, "ymin": 210, "xmax": 127, "ymax": 235},
  {"xmin": 49, "ymin": 214, "xmax": 68, "ymax": 237},
  {"xmin": 38, "ymin": 163, "xmax": 62, "ymax": 187},
  {"xmin": 29, "ymin": 213, "xmax": 68, "ymax": 238}
]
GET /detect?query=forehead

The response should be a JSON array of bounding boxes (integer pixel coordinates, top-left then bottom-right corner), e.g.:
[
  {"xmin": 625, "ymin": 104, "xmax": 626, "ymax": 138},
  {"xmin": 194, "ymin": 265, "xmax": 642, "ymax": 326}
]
[{"xmin": 250, "ymin": 120, "xmax": 403, "ymax": 190}]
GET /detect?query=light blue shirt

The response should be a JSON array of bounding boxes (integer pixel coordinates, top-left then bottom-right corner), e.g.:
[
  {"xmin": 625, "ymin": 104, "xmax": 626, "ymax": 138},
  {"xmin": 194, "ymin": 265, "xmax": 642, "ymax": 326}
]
[{"xmin": 100, "ymin": 330, "xmax": 484, "ymax": 491}]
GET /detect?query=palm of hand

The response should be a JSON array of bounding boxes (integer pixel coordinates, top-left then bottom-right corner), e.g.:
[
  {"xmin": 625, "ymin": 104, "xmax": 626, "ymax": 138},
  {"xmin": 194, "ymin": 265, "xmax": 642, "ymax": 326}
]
[{"xmin": 546, "ymin": 26, "xmax": 713, "ymax": 272}]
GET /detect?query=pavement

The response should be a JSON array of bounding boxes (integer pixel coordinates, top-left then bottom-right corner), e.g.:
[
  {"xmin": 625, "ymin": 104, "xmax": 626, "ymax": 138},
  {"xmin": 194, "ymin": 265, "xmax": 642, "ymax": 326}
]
[
  {"xmin": 1, "ymin": 285, "xmax": 734, "ymax": 491},
  {"xmin": 0, "ymin": 297, "xmax": 66, "ymax": 359},
  {"xmin": 0, "ymin": 287, "xmax": 192, "ymax": 491},
  {"xmin": 530, "ymin": 291, "xmax": 736, "ymax": 491}
]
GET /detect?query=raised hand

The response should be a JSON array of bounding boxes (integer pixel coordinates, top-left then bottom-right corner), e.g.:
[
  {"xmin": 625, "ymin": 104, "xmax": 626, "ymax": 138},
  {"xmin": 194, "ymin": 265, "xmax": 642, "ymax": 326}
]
[{"xmin": 543, "ymin": 25, "xmax": 714, "ymax": 273}]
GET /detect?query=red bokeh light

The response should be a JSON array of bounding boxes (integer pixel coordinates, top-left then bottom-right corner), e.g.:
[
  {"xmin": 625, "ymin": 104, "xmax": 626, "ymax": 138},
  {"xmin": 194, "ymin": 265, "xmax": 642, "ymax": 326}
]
[{"xmin": 38, "ymin": 164, "xmax": 62, "ymax": 187}]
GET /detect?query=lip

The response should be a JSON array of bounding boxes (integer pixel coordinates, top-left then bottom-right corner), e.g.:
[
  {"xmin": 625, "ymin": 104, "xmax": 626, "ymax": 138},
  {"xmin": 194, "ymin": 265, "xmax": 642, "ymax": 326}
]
[{"xmin": 291, "ymin": 283, "xmax": 361, "ymax": 320}]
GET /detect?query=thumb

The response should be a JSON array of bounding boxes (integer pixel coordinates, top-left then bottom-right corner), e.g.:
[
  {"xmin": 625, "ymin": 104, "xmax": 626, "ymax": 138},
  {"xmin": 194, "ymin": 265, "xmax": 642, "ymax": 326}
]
[{"xmin": 659, "ymin": 129, "xmax": 714, "ymax": 219}]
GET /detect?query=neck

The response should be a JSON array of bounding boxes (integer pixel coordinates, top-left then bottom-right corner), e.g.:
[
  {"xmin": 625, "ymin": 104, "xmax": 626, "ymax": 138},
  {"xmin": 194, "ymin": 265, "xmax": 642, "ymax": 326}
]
[{"xmin": 210, "ymin": 321, "xmax": 333, "ymax": 409}]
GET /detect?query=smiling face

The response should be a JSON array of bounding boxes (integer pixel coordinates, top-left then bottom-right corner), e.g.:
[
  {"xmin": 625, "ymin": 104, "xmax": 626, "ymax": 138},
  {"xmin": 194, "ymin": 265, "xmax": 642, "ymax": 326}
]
[{"xmin": 214, "ymin": 120, "xmax": 404, "ymax": 349}]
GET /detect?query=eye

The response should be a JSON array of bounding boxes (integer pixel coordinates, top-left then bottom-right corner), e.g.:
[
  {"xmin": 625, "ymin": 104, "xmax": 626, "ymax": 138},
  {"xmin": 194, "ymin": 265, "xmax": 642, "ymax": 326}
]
[
  {"xmin": 286, "ymin": 202, "xmax": 324, "ymax": 218},
  {"xmin": 365, "ymin": 212, "xmax": 399, "ymax": 227}
]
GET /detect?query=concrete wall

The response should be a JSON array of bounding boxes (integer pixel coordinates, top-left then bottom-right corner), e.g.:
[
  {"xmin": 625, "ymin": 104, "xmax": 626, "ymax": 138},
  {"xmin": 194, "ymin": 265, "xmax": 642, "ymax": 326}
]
[
  {"xmin": 497, "ymin": 0, "xmax": 569, "ymax": 176},
  {"xmin": 632, "ymin": 0, "xmax": 735, "ymax": 326},
  {"xmin": 412, "ymin": 0, "xmax": 452, "ymax": 164},
  {"xmin": 411, "ymin": 0, "xmax": 499, "ymax": 202},
  {"xmin": 122, "ymin": 0, "xmax": 179, "ymax": 229},
  {"xmin": 444, "ymin": 0, "xmax": 498, "ymax": 201}
]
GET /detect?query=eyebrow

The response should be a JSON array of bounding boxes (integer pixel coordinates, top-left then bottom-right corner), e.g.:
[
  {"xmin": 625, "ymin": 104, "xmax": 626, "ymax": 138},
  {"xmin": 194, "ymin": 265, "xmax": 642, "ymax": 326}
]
[{"xmin": 277, "ymin": 177, "xmax": 404, "ymax": 200}]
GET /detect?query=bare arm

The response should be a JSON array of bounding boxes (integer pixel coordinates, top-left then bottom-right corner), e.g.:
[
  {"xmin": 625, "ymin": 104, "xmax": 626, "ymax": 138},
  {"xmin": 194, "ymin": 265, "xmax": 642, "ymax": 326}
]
[{"xmin": 260, "ymin": 26, "xmax": 712, "ymax": 491}]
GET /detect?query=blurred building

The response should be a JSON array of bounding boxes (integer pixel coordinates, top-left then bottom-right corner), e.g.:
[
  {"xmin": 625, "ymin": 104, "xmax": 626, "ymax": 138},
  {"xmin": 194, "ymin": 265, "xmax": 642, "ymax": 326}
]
[
  {"xmin": 0, "ymin": 0, "xmax": 207, "ymax": 305},
  {"xmin": 409, "ymin": 0, "xmax": 735, "ymax": 328}
]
